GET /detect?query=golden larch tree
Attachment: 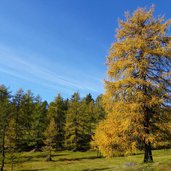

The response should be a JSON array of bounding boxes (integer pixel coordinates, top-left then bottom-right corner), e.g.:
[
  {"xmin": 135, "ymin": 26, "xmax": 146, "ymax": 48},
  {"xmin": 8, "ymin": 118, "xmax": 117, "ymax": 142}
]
[
  {"xmin": 44, "ymin": 118, "xmax": 57, "ymax": 161},
  {"xmin": 94, "ymin": 7, "xmax": 171, "ymax": 162}
]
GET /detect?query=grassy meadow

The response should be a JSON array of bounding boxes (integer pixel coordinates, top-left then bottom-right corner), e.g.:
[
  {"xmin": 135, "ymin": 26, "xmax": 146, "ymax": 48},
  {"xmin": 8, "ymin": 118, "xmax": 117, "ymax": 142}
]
[{"xmin": 3, "ymin": 149, "xmax": 171, "ymax": 171}]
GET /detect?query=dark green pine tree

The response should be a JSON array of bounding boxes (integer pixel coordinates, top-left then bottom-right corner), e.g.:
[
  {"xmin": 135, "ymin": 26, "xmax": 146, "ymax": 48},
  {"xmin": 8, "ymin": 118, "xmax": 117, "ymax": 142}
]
[
  {"xmin": 48, "ymin": 94, "xmax": 66, "ymax": 150},
  {"xmin": 94, "ymin": 95, "xmax": 105, "ymax": 123},
  {"xmin": 65, "ymin": 92, "xmax": 84, "ymax": 151},
  {"xmin": 0, "ymin": 85, "xmax": 12, "ymax": 171},
  {"xmin": 84, "ymin": 93, "xmax": 94, "ymax": 104},
  {"xmin": 80, "ymin": 94, "xmax": 95, "ymax": 150},
  {"xmin": 12, "ymin": 88, "xmax": 25, "ymax": 150},
  {"xmin": 19, "ymin": 90, "xmax": 35, "ymax": 150},
  {"xmin": 32, "ymin": 95, "xmax": 48, "ymax": 151}
]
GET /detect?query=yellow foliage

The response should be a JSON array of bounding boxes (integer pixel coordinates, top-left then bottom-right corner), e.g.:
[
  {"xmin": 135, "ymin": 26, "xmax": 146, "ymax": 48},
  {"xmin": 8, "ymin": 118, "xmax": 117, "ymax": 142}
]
[
  {"xmin": 44, "ymin": 118, "xmax": 57, "ymax": 148},
  {"xmin": 93, "ymin": 7, "xmax": 171, "ymax": 157}
]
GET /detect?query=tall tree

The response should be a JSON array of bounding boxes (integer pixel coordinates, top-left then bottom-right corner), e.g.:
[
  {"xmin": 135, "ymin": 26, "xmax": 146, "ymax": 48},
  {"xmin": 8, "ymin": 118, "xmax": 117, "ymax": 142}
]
[
  {"xmin": 91, "ymin": 95, "xmax": 105, "ymax": 154},
  {"xmin": 32, "ymin": 96, "xmax": 48, "ymax": 150},
  {"xmin": 65, "ymin": 92, "xmax": 83, "ymax": 151},
  {"xmin": 19, "ymin": 90, "xmax": 35, "ymax": 150},
  {"xmin": 5, "ymin": 118, "xmax": 16, "ymax": 171},
  {"xmin": 0, "ymin": 85, "xmax": 11, "ymax": 171},
  {"xmin": 94, "ymin": 7, "xmax": 171, "ymax": 162},
  {"xmin": 12, "ymin": 89, "xmax": 24, "ymax": 150},
  {"xmin": 44, "ymin": 118, "xmax": 57, "ymax": 161},
  {"xmin": 94, "ymin": 95, "xmax": 105, "ymax": 123},
  {"xmin": 80, "ymin": 95, "xmax": 95, "ymax": 150},
  {"xmin": 48, "ymin": 94, "xmax": 66, "ymax": 150}
]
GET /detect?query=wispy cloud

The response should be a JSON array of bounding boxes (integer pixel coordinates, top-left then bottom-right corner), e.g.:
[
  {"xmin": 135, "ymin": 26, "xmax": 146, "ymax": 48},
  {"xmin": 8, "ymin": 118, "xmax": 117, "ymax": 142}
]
[{"xmin": 0, "ymin": 44, "xmax": 104, "ymax": 97}]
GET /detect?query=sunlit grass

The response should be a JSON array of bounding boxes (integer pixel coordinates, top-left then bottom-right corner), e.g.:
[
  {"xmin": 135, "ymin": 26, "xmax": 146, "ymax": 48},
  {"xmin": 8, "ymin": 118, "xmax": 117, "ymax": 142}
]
[{"xmin": 4, "ymin": 149, "xmax": 171, "ymax": 171}]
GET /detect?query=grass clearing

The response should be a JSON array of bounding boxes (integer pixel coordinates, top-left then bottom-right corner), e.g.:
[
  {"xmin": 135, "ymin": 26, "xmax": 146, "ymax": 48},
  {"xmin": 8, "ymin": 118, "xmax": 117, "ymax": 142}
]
[{"xmin": 3, "ymin": 149, "xmax": 171, "ymax": 171}]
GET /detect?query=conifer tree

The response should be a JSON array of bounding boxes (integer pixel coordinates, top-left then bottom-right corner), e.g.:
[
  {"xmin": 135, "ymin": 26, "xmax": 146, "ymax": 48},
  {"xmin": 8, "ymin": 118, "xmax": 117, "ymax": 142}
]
[
  {"xmin": 19, "ymin": 90, "xmax": 35, "ymax": 150},
  {"xmin": 94, "ymin": 95, "xmax": 105, "ymax": 123},
  {"xmin": 44, "ymin": 118, "xmax": 57, "ymax": 161},
  {"xmin": 12, "ymin": 89, "xmax": 24, "ymax": 150},
  {"xmin": 65, "ymin": 92, "xmax": 83, "ymax": 151},
  {"xmin": 0, "ymin": 85, "xmax": 11, "ymax": 171},
  {"xmin": 94, "ymin": 7, "xmax": 171, "ymax": 162},
  {"xmin": 84, "ymin": 93, "xmax": 94, "ymax": 104},
  {"xmin": 80, "ymin": 95, "xmax": 95, "ymax": 150},
  {"xmin": 5, "ymin": 118, "xmax": 16, "ymax": 171},
  {"xmin": 32, "ymin": 96, "xmax": 48, "ymax": 151},
  {"xmin": 91, "ymin": 95, "xmax": 105, "ymax": 154},
  {"xmin": 48, "ymin": 94, "xmax": 66, "ymax": 150}
]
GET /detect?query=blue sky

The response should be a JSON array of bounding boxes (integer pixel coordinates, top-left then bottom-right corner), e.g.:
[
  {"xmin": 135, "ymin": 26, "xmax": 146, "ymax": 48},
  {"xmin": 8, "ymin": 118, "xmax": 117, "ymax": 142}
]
[{"xmin": 0, "ymin": 0, "xmax": 171, "ymax": 102}]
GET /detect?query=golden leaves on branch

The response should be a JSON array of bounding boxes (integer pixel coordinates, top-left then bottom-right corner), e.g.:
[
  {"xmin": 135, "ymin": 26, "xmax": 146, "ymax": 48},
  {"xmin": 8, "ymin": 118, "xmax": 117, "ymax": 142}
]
[{"xmin": 93, "ymin": 6, "xmax": 171, "ymax": 157}]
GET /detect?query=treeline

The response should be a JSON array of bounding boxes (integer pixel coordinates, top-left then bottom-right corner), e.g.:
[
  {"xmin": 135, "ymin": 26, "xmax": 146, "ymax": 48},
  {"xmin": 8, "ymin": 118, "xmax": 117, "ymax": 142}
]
[{"xmin": 0, "ymin": 84, "xmax": 105, "ymax": 155}]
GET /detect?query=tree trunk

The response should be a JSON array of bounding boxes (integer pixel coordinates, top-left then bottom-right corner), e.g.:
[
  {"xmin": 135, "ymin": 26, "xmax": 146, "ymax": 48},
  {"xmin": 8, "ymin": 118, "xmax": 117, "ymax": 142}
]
[
  {"xmin": 97, "ymin": 149, "xmax": 102, "ymax": 158},
  {"xmin": 46, "ymin": 148, "xmax": 52, "ymax": 161},
  {"xmin": 1, "ymin": 128, "xmax": 5, "ymax": 171},
  {"xmin": 143, "ymin": 111, "xmax": 153, "ymax": 163},
  {"xmin": 11, "ymin": 161, "xmax": 13, "ymax": 171},
  {"xmin": 10, "ymin": 148, "xmax": 14, "ymax": 171},
  {"xmin": 143, "ymin": 85, "xmax": 153, "ymax": 163},
  {"xmin": 50, "ymin": 149, "xmax": 51, "ymax": 159},
  {"xmin": 144, "ymin": 141, "xmax": 153, "ymax": 163}
]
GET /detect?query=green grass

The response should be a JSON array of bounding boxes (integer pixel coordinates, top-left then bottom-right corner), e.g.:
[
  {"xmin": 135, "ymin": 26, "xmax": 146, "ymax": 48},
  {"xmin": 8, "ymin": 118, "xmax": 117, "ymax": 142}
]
[{"xmin": 4, "ymin": 149, "xmax": 171, "ymax": 171}]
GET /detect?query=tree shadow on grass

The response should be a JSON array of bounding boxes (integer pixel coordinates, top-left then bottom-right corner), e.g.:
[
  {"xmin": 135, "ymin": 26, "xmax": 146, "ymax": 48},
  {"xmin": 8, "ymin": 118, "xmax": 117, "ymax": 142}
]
[
  {"xmin": 132, "ymin": 152, "xmax": 144, "ymax": 156},
  {"xmin": 57, "ymin": 156, "xmax": 101, "ymax": 162},
  {"xmin": 82, "ymin": 168, "xmax": 110, "ymax": 171},
  {"xmin": 20, "ymin": 169, "xmax": 45, "ymax": 171},
  {"xmin": 13, "ymin": 153, "xmax": 68, "ymax": 164},
  {"xmin": 20, "ymin": 168, "xmax": 109, "ymax": 171}
]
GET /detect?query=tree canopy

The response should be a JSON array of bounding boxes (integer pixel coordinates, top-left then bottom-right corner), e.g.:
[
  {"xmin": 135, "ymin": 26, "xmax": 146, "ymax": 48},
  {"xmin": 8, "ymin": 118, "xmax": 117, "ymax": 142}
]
[{"xmin": 94, "ymin": 7, "xmax": 171, "ymax": 162}]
